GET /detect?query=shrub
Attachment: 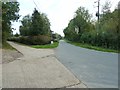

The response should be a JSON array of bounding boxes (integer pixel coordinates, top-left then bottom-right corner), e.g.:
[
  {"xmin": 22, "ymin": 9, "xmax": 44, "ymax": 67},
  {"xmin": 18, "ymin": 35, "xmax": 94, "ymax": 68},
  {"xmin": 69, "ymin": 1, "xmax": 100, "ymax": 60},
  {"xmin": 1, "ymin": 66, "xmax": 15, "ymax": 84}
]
[{"xmin": 8, "ymin": 35, "xmax": 51, "ymax": 45}]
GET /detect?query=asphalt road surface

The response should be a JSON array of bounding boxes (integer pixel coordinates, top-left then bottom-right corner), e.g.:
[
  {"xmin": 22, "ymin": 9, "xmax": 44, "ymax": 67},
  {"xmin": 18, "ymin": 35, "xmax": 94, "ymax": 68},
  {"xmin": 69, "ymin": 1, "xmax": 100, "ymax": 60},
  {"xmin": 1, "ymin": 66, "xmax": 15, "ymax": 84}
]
[{"xmin": 55, "ymin": 40, "xmax": 118, "ymax": 88}]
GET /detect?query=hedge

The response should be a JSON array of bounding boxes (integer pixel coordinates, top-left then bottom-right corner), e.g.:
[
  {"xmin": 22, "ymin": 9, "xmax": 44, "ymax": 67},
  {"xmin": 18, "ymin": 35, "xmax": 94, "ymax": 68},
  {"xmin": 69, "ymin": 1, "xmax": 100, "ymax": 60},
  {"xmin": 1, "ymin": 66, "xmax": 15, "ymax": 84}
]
[{"xmin": 8, "ymin": 35, "xmax": 51, "ymax": 45}]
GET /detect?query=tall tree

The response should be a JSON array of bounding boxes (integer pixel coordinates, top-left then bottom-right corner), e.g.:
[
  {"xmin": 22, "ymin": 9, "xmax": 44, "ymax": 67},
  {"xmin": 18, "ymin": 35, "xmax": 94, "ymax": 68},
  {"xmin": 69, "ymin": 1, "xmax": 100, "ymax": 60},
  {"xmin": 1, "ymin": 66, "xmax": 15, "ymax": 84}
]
[
  {"xmin": 19, "ymin": 9, "xmax": 51, "ymax": 36},
  {"xmin": 41, "ymin": 13, "xmax": 51, "ymax": 35},
  {"xmin": 102, "ymin": 1, "xmax": 111, "ymax": 14},
  {"xmin": 100, "ymin": 1, "xmax": 112, "ymax": 22},
  {"xmin": 30, "ymin": 8, "xmax": 44, "ymax": 36},
  {"xmin": 64, "ymin": 4, "xmax": 119, "ymax": 50},
  {"xmin": 64, "ymin": 6, "xmax": 92, "ymax": 42},
  {"xmin": 19, "ymin": 15, "xmax": 32, "ymax": 36},
  {"xmin": 2, "ymin": 1, "xmax": 20, "ymax": 41}
]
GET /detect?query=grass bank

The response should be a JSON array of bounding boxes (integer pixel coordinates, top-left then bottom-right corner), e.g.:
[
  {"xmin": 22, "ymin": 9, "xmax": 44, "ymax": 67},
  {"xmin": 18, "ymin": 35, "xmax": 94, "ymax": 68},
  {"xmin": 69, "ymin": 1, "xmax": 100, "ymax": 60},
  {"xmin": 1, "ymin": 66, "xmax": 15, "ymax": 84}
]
[
  {"xmin": 66, "ymin": 40, "xmax": 119, "ymax": 53},
  {"xmin": 31, "ymin": 42, "xmax": 59, "ymax": 49},
  {"xmin": 2, "ymin": 41, "xmax": 15, "ymax": 50}
]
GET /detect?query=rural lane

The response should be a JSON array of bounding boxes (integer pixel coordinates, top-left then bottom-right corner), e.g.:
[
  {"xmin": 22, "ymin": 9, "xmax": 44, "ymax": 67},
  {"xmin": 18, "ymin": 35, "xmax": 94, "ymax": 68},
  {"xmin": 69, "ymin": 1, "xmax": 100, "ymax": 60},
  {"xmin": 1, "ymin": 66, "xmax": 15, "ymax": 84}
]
[{"xmin": 55, "ymin": 40, "xmax": 118, "ymax": 88}]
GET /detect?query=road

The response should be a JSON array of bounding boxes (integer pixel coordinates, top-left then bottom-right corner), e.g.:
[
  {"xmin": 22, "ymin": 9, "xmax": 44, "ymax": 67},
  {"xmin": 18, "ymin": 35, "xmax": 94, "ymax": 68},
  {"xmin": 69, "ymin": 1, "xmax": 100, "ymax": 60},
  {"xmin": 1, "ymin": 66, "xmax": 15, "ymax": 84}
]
[{"xmin": 55, "ymin": 40, "xmax": 118, "ymax": 88}]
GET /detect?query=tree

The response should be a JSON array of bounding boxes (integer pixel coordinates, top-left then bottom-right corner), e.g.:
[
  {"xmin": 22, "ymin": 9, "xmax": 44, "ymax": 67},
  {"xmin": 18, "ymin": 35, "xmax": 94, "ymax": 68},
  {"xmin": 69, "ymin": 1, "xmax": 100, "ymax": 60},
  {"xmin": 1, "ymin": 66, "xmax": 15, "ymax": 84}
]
[
  {"xmin": 30, "ymin": 8, "xmax": 43, "ymax": 35},
  {"xmin": 64, "ymin": 4, "xmax": 119, "ymax": 50},
  {"xmin": 2, "ymin": 1, "xmax": 20, "ymax": 41},
  {"xmin": 100, "ymin": 1, "xmax": 112, "ymax": 24},
  {"xmin": 14, "ymin": 33, "xmax": 19, "ymax": 37},
  {"xmin": 41, "ymin": 13, "xmax": 51, "ymax": 35},
  {"xmin": 19, "ymin": 15, "xmax": 32, "ymax": 36},
  {"xmin": 98, "ymin": 1, "xmax": 119, "ymax": 49},
  {"xmin": 101, "ymin": 1, "xmax": 111, "ymax": 14},
  {"xmin": 64, "ymin": 19, "xmax": 78, "ymax": 41},
  {"xmin": 19, "ymin": 9, "xmax": 51, "ymax": 36},
  {"xmin": 64, "ymin": 6, "xmax": 93, "ymax": 42}
]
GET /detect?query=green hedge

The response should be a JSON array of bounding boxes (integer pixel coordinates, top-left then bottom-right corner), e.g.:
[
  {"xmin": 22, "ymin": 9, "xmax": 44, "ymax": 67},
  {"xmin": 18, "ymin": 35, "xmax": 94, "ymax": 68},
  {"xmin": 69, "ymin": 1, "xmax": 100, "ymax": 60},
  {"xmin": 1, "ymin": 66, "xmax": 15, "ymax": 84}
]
[{"xmin": 8, "ymin": 35, "xmax": 51, "ymax": 45}]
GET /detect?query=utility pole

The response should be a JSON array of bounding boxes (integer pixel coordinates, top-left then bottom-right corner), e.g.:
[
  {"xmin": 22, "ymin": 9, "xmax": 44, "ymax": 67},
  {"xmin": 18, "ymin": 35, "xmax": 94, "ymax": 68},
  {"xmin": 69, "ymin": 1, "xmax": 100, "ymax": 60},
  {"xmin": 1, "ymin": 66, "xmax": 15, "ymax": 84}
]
[
  {"xmin": 95, "ymin": 0, "xmax": 100, "ymax": 24},
  {"xmin": 98, "ymin": 0, "xmax": 100, "ymax": 23},
  {"xmin": 95, "ymin": 0, "xmax": 100, "ymax": 33}
]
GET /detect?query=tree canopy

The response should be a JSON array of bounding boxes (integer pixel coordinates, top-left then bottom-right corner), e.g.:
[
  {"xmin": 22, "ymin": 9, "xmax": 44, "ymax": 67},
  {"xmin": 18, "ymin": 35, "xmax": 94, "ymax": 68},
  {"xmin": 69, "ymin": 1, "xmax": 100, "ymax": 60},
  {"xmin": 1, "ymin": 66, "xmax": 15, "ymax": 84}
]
[
  {"xmin": 64, "ymin": 2, "xmax": 120, "ymax": 50},
  {"xmin": 64, "ymin": 6, "xmax": 93, "ymax": 42},
  {"xmin": 2, "ymin": 1, "xmax": 20, "ymax": 41},
  {"xmin": 19, "ymin": 8, "xmax": 51, "ymax": 36}
]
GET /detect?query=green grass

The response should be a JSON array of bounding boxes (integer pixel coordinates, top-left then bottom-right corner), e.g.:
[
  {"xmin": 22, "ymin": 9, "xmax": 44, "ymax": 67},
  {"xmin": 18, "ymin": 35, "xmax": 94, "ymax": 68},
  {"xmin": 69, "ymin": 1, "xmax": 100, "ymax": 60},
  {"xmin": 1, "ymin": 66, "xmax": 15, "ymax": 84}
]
[
  {"xmin": 65, "ymin": 40, "xmax": 119, "ymax": 53},
  {"xmin": 2, "ymin": 41, "xmax": 15, "ymax": 50},
  {"xmin": 32, "ymin": 42, "xmax": 59, "ymax": 49}
]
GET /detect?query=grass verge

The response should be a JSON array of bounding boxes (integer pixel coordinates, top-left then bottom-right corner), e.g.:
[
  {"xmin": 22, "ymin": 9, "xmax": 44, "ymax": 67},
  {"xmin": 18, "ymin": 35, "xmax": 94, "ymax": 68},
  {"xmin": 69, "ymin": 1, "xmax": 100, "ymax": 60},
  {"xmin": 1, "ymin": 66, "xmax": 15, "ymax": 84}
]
[
  {"xmin": 2, "ymin": 41, "xmax": 15, "ymax": 50},
  {"xmin": 31, "ymin": 42, "xmax": 59, "ymax": 49},
  {"xmin": 66, "ymin": 40, "xmax": 119, "ymax": 53}
]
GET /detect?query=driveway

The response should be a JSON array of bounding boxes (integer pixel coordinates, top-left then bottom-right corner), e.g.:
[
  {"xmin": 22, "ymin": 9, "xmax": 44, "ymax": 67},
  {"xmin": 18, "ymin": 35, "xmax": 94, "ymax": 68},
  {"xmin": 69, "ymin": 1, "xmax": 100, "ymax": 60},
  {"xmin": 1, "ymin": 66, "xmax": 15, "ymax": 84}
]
[{"xmin": 55, "ymin": 40, "xmax": 118, "ymax": 88}]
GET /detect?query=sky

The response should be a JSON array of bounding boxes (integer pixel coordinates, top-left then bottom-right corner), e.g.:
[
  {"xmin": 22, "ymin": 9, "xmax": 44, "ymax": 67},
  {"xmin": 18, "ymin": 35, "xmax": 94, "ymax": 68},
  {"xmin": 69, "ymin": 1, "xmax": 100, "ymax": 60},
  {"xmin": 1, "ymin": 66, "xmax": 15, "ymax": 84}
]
[{"xmin": 12, "ymin": 0, "xmax": 119, "ymax": 36}]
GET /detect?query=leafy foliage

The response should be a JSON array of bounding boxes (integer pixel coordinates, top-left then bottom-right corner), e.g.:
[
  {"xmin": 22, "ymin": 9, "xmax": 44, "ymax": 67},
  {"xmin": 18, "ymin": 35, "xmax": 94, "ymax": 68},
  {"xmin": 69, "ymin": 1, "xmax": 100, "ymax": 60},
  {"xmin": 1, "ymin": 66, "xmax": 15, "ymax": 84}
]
[
  {"xmin": 19, "ymin": 15, "xmax": 32, "ymax": 36},
  {"xmin": 2, "ymin": 2, "xmax": 20, "ymax": 41},
  {"xmin": 64, "ymin": 2, "xmax": 119, "ymax": 51},
  {"xmin": 17, "ymin": 8, "xmax": 52, "ymax": 45},
  {"xmin": 8, "ymin": 35, "xmax": 51, "ymax": 45},
  {"xmin": 64, "ymin": 6, "xmax": 93, "ymax": 42},
  {"xmin": 19, "ymin": 8, "xmax": 51, "ymax": 36}
]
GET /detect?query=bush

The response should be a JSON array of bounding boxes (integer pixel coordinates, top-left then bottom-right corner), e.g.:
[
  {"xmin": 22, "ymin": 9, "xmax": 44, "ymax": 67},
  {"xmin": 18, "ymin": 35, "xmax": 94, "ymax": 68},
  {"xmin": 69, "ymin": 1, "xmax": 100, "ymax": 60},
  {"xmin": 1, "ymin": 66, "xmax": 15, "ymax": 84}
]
[
  {"xmin": 8, "ymin": 35, "xmax": 51, "ymax": 45},
  {"xmin": 30, "ymin": 35, "xmax": 51, "ymax": 45}
]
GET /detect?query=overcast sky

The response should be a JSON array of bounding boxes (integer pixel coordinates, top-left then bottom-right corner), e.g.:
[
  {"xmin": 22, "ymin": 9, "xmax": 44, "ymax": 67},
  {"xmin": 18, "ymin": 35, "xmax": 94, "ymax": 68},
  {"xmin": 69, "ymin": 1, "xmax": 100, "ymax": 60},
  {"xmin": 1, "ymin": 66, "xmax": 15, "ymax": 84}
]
[{"xmin": 12, "ymin": 0, "xmax": 119, "ymax": 36}]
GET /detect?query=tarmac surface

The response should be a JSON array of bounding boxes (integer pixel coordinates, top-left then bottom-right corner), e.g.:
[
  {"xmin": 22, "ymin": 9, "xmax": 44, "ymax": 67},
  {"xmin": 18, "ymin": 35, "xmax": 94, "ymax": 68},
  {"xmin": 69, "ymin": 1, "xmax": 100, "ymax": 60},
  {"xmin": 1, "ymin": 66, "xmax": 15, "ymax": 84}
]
[{"xmin": 55, "ymin": 40, "xmax": 118, "ymax": 88}]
